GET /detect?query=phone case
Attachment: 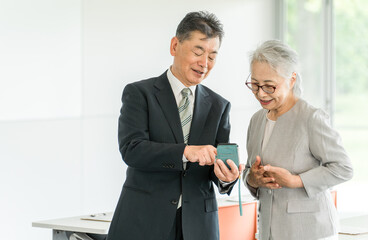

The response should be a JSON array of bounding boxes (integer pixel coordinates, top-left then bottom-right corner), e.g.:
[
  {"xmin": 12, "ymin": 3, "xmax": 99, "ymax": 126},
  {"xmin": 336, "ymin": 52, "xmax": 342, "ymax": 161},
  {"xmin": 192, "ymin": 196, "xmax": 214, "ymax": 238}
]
[{"xmin": 216, "ymin": 143, "xmax": 239, "ymax": 169}]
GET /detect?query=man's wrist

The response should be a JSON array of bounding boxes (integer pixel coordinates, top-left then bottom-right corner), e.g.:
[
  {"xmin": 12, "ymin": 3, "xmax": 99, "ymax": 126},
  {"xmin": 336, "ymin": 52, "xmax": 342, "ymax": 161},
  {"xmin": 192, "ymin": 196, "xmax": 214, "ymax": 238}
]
[
  {"xmin": 183, "ymin": 145, "xmax": 189, "ymax": 159},
  {"xmin": 219, "ymin": 178, "xmax": 235, "ymax": 185}
]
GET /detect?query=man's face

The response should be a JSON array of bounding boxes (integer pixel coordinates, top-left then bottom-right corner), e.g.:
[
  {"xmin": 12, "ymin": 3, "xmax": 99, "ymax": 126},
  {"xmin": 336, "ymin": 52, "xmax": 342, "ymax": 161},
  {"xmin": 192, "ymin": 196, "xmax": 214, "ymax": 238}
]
[{"xmin": 170, "ymin": 31, "xmax": 220, "ymax": 87}]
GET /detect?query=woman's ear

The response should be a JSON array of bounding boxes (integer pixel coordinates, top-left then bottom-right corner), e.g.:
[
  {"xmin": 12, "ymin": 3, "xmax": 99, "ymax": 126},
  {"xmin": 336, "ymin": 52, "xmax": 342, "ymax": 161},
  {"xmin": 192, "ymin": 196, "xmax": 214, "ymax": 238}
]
[{"xmin": 290, "ymin": 72, "xmax": 297, "ymax": 88}]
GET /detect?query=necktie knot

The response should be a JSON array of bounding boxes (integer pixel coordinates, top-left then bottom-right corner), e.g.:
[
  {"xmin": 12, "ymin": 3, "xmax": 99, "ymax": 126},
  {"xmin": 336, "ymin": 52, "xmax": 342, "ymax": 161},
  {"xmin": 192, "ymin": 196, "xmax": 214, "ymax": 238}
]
[{"xmin": 181, "ymin": 88, "xmax": 191, "ymax": 98}]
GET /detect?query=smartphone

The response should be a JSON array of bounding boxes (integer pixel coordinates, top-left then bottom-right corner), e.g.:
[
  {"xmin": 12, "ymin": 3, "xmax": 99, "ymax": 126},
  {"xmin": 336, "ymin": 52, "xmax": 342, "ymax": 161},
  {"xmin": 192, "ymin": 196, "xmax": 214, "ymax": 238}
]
[{"xmin": 216, "ymin": 143, "xmax": 239, "ymax": 169}]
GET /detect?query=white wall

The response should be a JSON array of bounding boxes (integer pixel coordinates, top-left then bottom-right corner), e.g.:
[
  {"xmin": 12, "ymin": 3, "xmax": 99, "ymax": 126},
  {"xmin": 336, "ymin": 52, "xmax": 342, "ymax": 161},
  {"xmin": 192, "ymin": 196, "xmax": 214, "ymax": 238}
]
[{"xmin": 0, "ymin": 0, "xmax": 276, "ymax": 239}]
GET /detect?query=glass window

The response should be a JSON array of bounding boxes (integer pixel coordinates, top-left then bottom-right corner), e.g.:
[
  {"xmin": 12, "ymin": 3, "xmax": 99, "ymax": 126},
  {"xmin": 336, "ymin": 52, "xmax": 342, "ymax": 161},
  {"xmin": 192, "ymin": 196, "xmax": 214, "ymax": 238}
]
[
  {"xmin": 334, "ymin": 0, "xmax": 368, "ymax": 213},
  {"xmin": 285, "ymin": 0, "xmax": 368, "ymax": 214},
  {"xmin": 286, "ymin": 0, "xmax": 325, "ymax": 109}
]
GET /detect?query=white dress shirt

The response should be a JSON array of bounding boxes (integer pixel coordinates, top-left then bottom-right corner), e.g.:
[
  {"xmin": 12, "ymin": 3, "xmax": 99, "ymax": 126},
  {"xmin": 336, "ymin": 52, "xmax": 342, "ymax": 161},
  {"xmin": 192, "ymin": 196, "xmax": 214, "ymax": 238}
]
[{"xmin": 167, "ymin": 67, "xmax": 196, "ymax": 165}]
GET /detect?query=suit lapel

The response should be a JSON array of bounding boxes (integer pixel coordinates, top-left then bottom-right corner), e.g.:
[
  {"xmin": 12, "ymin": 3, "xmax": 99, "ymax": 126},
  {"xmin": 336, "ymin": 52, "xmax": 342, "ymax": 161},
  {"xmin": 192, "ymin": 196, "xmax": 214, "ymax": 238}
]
[
  {"xmin": 153, "ymin": 75, "xmax": 212, "ymax": 145},
  {"xmin": 154, "ymin": 72, "xmax": 184, "ymax": 143},
  {"xmin": 188, "ymin": 85, "xmax": 211, "ymax": 144}
]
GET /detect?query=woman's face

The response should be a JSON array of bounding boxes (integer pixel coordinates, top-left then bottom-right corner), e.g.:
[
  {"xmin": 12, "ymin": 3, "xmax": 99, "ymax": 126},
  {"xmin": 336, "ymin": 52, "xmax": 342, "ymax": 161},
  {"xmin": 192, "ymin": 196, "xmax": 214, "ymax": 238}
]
[{"xmin": 250, "ymin": 61, "xmax": 296, "ymax": 112}]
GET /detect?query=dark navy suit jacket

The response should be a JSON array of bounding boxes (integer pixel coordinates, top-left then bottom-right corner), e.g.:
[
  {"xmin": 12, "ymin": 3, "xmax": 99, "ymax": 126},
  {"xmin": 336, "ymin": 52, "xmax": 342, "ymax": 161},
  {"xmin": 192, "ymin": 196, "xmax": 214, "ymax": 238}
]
[{"xmin": 107, "ymin": 71, "xmax": 232, "ymax": 240}]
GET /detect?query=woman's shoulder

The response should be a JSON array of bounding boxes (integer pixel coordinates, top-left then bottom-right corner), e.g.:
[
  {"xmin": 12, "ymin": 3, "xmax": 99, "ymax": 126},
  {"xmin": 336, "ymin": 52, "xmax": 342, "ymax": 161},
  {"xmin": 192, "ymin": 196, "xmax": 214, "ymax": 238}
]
[
  {"xmin": 251, "ymin": 108, "xmax": 267, "ymax": 120},
  {"xmin": 248, "ymin": 108, "xmax": 267, "ymax": 129},
  {"xmin": 294, "ymin": 99, "xmax": 326, "ymax": 116},
  {"xmin": 296, "ymin": 99, "xmax": 330, "ymax": 124}
]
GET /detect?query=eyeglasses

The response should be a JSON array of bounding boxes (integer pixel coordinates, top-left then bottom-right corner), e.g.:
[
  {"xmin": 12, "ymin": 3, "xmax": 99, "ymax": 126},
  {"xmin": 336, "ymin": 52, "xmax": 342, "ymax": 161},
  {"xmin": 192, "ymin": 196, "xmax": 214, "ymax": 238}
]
[{"xmin": 245, "ymin": 73, "xmax": 277, "ymax": 94}]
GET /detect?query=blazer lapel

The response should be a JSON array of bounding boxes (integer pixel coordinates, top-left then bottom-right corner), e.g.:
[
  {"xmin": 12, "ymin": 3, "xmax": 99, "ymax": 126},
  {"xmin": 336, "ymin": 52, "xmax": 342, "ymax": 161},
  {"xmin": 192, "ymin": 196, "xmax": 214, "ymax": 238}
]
[
  {"xmin": 188, "ymin": 85, "xmax": 211, "ymax": 144},
  {"xmin": 154, "ymin": 72, "xmax": 184, "ymax": 144}
]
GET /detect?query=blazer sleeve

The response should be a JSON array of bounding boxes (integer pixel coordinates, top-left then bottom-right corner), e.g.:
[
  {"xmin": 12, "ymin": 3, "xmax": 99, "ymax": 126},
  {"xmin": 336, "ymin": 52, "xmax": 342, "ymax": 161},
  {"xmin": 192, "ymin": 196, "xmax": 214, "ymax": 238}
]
[
  {"xmin": 243, "ymin": 116, "xmax": 259, "ymax": 199},
  {"xmin": 299, "ymin": 109, "xmax": 354, "ymax": 198},
  {"xmin": 214, "ymin": 101, "xmax": 231, "ymax": 146},
  {"xmin": 209, "ymin": 101, "xmax": 236, "ymax": 195},
  {"xmin": 118, "ymin": 83, "xmax": 186, "ymax": 172}
]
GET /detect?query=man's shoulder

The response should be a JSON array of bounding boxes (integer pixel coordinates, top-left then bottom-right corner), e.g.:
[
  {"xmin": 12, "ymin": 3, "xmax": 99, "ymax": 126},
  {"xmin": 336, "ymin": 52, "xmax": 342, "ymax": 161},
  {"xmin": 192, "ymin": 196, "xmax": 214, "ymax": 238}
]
[
  {"xmin": 125, "ymin": 71, "xmax": 167, "ymax": 91},
  {"xmin": 198, "ymin": 84, "xmax": 229, "ymax": 104}
]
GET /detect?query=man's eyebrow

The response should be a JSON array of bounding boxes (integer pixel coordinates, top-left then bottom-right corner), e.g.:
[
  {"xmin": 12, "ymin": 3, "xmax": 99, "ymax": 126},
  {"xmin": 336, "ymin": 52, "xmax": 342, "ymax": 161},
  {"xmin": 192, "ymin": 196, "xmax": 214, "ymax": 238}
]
[
  {"xmin": 194, "ymin": 45, "xmax": 205, "ymax": 52},
  {"xmin": 194, "ymin": 45, "xmax": 218, "ymax": 54}
]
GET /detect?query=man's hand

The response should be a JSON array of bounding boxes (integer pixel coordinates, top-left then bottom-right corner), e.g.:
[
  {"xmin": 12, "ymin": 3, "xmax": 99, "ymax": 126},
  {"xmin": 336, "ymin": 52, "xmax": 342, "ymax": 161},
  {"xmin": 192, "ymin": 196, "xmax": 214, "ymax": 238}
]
[
  {"xmin": 184, "ymin": 145, "xmax": 217, "ymax": 166},
  {"xmin": 247, "ymin": 156, "xmax": 281, "ymax": 189},
  {"xmin": 214, "ymin": 159, "xmax": 245, "ymax": 182},
  {"xmin": 263, "ymin": 165, "xmax": 303, "ymax": 188}
]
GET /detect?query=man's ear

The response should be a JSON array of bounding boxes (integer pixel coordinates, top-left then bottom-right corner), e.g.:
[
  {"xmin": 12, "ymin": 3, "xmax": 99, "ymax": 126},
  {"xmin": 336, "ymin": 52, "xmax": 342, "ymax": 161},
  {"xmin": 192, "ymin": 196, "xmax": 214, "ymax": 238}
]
[{"xmin": 170, "ymin": 37, "xmax": 179, "ymax": 56}]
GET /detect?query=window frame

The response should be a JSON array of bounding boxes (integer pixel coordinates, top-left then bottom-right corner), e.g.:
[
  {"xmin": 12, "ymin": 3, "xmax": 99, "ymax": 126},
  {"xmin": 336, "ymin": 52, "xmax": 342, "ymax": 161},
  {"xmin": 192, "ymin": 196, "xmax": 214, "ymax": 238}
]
[{"xmin": 275, "ymin": 0, "xmax": 335, "ymax": 124}]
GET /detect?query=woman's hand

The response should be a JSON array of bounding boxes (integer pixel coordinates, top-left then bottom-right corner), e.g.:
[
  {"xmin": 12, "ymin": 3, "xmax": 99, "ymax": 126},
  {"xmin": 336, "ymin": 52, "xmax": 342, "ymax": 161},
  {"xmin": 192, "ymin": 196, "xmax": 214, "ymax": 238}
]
[
  {"xmin": 263, "ymin": 165, "xmax": 303, "ymax": 188},
  {"xmin": 247, "ymin": 156, "xmax": 281, "ymax": 189}
]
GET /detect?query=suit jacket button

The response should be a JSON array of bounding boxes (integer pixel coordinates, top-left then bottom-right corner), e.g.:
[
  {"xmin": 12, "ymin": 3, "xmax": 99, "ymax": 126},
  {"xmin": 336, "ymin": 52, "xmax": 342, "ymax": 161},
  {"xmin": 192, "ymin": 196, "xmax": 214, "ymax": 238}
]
[{"xmin": 171, "ymin": 200, "xmax": 178, "ymax": 205}]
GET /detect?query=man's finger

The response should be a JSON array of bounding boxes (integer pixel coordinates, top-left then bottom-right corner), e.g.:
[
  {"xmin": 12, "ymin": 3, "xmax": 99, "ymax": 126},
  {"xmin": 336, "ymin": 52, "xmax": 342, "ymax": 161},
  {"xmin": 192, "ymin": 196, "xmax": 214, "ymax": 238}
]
[
  {"xmin": 208, "ymin": 150, "xmax": 216, "ymax": 165},
  {"xmin": 198, "ymin": 156, "xmax": 206, "ymax": 166},
  {"xmin": 208, "ymin": 157, "xmax": 215, "ymax": 165},
  {"xmin": 217, "ymin": 160, "xmax": 234, "ymax": 179},
  {"xmin": 214, "ymin": 161, "xmax": 226, "ymax": 180},
  {"xmin": 203, "ymin": 154, "xmax": 211, "ymax": 165},
  {"xmin": 226, "ymin": 160, "xmax": 239, "ymax": 175},
  {"xmin": 239, "ymin": 164, "xmax": 245, "ymax": 173},
  {"xmin": 216, "ymin": 159, "xmax": 230, "ymax": 172}
]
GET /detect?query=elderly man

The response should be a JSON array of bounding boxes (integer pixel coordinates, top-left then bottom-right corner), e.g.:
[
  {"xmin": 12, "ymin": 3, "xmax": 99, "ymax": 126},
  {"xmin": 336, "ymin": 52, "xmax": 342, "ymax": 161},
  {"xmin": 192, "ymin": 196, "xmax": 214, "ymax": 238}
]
[{"xmin": 107, "ymin": 11, "xmax": 242, "ymax": 240}]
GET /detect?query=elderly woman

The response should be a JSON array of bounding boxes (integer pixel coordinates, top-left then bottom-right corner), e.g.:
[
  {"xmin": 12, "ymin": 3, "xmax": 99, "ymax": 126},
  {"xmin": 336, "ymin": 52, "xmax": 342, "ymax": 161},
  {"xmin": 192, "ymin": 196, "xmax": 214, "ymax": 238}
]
[{"xmin": 243, "ymin": 40, "xmax": 353, "ymax": 240}]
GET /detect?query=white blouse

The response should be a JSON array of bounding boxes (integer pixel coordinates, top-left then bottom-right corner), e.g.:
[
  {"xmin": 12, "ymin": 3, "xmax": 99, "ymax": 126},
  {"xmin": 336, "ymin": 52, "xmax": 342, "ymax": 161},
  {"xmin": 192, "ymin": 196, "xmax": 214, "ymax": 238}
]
[{"xmin": 262, "ymin": 115, "xmax": 276, "ymax": 153}]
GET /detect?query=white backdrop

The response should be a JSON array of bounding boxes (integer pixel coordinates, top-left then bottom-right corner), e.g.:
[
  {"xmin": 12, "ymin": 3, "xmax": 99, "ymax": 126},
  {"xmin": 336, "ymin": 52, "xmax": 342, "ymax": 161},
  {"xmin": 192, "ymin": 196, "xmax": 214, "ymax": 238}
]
[{"xmin": 0, "ymin": 0, "xmax": 276, "ymax": 239}]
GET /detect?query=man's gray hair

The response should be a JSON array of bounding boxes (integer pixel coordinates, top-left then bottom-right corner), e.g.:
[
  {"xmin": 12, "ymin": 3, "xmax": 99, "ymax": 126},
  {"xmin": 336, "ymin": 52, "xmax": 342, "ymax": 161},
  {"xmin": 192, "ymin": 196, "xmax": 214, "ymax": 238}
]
[
  {"xmin": 249, "ymin": 40, "xmax": 303, "ymax": 97},
  {"xmin": 176, "ymin": 11, "xmax": 224, "ymax": 45}
]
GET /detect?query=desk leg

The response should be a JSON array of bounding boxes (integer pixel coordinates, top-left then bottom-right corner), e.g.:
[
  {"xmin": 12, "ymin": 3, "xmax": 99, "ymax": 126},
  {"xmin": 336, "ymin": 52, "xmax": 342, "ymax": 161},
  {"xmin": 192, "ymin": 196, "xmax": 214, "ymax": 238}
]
[
  {"xmin": 52, "ymin": 230, "xmax": 107, "ymax": 240},
  {"xmin": 53, "ymin": 230, "xmax": 69, "ymax": 240}
]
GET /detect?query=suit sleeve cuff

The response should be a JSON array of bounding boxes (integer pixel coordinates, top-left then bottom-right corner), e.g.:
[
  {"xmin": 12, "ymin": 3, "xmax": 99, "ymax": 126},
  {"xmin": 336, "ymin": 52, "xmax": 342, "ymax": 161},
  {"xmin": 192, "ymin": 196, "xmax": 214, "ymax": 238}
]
[
  {"xmin": 218, "ymin": 179, "xmax": 237, "ymax": 194},
  {"xmin": 182, "ymin": 154, "xmax": 188, "ymax": 163}
]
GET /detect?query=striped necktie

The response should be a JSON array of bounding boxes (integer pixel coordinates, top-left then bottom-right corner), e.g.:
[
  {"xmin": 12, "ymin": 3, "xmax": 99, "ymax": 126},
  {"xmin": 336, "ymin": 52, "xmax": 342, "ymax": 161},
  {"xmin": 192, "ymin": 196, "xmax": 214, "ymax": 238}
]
[
  {"xmin": 178, "ymin": 88, "xmax": 192, "ymax": 144},
  {"xmin": 177, "ymin": 88, "xmax": 192, "ymax": 209}
]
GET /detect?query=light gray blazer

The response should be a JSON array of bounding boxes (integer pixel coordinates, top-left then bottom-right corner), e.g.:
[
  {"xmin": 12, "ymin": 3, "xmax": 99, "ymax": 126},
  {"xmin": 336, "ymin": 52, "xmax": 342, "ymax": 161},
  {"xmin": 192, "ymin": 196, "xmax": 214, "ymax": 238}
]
[{"xmin": 243, "ymin": 99, "xmax": 353, "ymax": 240}]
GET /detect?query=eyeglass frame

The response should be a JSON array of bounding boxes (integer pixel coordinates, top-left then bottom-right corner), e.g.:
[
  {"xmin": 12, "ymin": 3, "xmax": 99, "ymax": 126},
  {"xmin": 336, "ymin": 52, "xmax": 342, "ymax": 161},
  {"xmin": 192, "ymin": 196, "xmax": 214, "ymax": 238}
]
[{"xmin": 244, "ymin": 73, "xmax": 277, "ymax": 94}]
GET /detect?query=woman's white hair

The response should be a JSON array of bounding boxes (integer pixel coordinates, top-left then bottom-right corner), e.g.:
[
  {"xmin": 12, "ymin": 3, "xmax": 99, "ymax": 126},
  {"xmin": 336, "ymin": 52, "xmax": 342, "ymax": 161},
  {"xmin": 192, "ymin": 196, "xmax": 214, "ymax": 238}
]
[{"xmin": 249, "ymin": 39, "xmax": 303, "ymax": 97}]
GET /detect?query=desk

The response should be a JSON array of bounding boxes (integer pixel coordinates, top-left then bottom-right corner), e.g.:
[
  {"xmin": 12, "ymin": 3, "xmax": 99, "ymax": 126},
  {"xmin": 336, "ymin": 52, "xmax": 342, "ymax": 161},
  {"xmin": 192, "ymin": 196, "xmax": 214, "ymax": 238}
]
[
  {"xmin": 33, "ymin": 197, "xmax": 257, "ymax": 240},
  {"xmin": 32, "ymin": 213, "xmax": 111, "ymax": 240},
  {"xmin": 339, "ymin": 215, "xmax": 368, "ymax": 240},
  {"xmin": 34, "ymin": 191, "xmax": 340, "ymax": 240},
  {"xmin": 217, "ymin": 196, "xmax": 258, "ymax": 240}
]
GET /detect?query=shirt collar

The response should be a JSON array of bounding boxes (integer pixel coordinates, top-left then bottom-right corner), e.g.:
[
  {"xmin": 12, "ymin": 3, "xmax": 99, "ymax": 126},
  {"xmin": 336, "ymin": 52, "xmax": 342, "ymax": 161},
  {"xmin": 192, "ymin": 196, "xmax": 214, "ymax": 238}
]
[{"xmin": 167, "ymin": 67, "xmax": 196, "ymax": 97}]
